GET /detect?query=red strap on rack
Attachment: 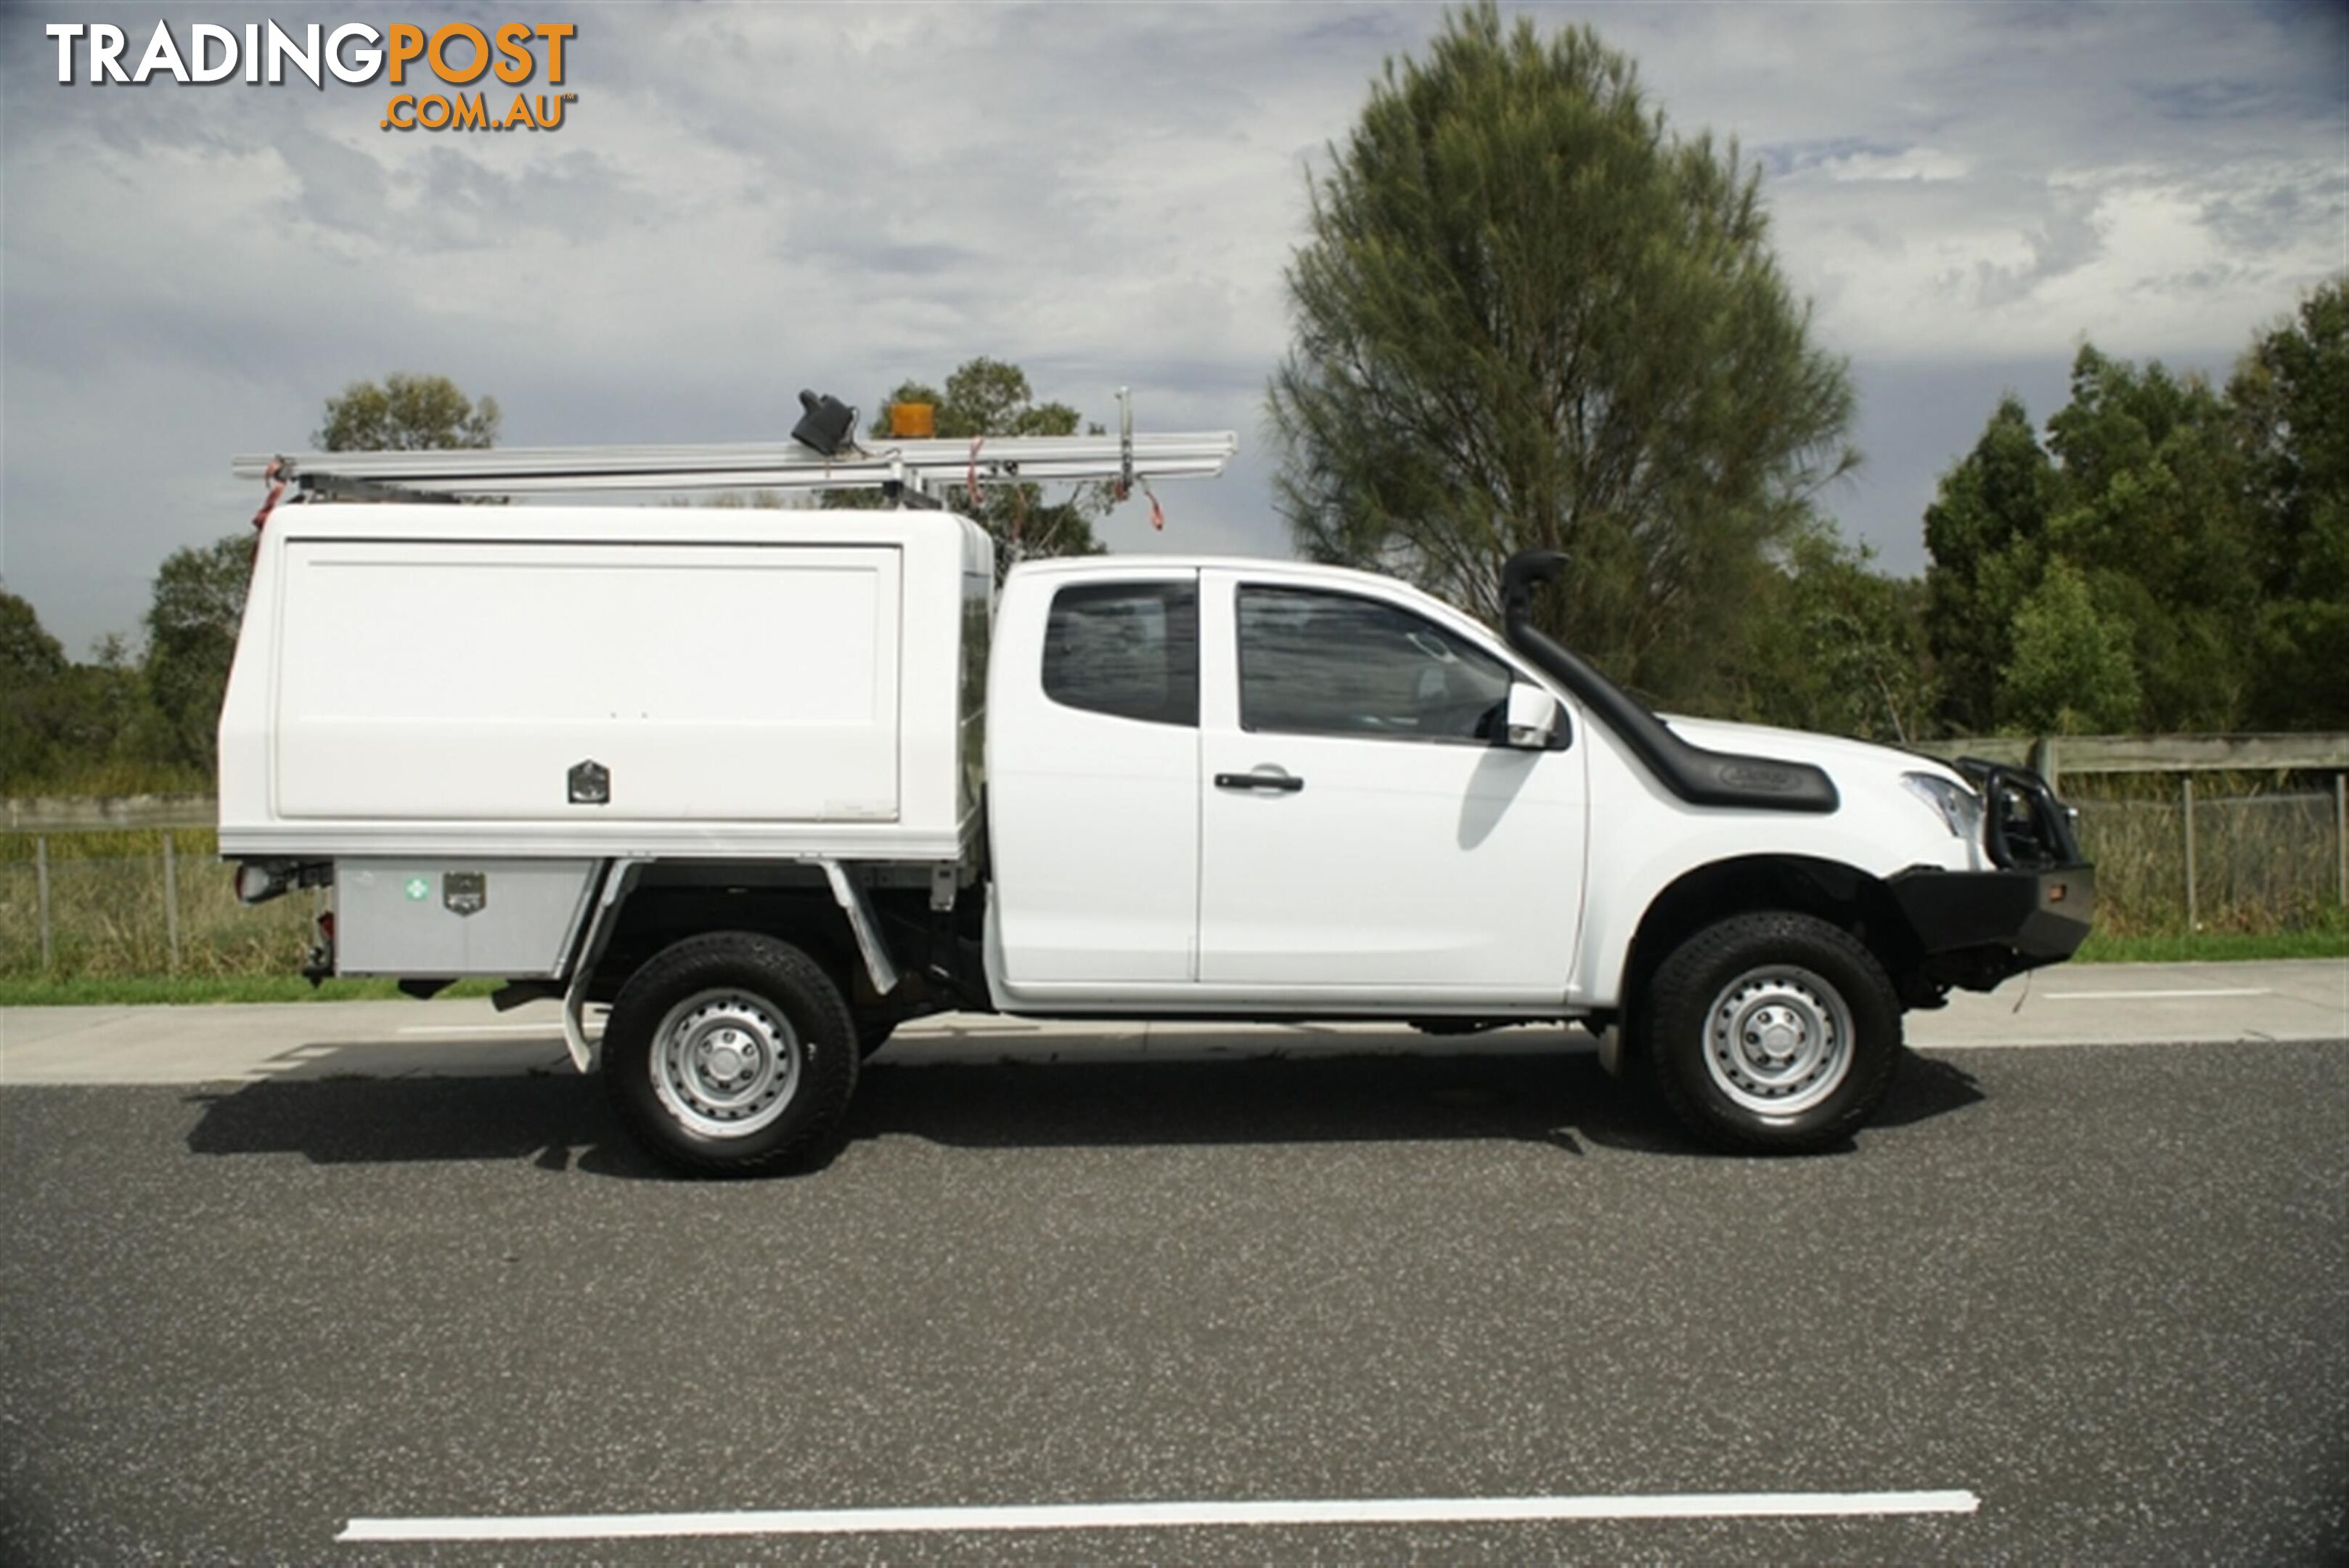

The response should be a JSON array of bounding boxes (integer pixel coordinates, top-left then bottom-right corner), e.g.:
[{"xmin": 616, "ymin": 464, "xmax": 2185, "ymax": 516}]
[
  {"xmin": 1143, "ymin": 476, "xmax": 1165, "ymax": 531},
  {"xmin": 252, "ymin": 459, "xmax": 287, "ymax": 531},
  {"xmin": 249, "ymin": 459, "xmax": 287, "ymax": 565}
]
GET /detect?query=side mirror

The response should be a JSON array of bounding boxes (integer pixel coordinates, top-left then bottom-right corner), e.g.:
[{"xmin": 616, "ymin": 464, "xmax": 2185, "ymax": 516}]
[{"xmin": 1503, "ymin": 682, "xmax": 1563, "ymax": 750}]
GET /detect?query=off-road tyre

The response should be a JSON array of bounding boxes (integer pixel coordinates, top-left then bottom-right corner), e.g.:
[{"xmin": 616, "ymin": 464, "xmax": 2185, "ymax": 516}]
[
  {"xmin": 1637, "ymin": 911, "xmax": 1900, "ymax": 1155},
  {"xmin": 601, "ymin": 931, "xmax": 859, "ymax": 1175}
]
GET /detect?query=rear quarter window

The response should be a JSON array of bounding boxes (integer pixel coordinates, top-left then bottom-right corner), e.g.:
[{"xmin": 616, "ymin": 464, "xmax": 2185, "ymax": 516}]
[{"xmin": 1042, "ymin": 581, "xmax": 1198, "ymax": 727}]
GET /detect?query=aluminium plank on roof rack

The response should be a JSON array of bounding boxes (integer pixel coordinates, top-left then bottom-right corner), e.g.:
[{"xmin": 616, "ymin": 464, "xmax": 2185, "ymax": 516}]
[
  {"xmin": 401, "ymin": 459, "xmax": 1235, "ymax": 496},
  {"xmin": 231, "ymin": 432, "xmax": 1238, "ymax": 485}
]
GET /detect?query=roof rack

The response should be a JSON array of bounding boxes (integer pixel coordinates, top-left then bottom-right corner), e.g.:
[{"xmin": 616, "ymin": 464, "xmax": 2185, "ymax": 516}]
[{"xmin": 233, "ymin": 424, "xmax": 1237, "ymax": 502}]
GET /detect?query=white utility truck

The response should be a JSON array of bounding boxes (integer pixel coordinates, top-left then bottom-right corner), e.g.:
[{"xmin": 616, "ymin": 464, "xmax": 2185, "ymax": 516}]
[{"xmin": 220, "ymin": 423, "xmax": 2091, "ymax": 1172}]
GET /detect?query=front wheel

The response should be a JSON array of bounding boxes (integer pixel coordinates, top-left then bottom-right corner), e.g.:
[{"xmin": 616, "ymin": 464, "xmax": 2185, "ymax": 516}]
[
  {"xmin": 1636, "ymin": 912, "xmax": 1900, "ymax": 1154},
  {"xmin": 601, "ymin": 932, "xmax": 859, "ymax": 1175}
]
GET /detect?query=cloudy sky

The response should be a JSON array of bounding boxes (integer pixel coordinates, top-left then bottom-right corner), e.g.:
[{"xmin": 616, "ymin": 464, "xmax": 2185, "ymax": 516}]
[{"xmin": 4, "ymin": 1, "xmax": 2344, "ymax": 653}]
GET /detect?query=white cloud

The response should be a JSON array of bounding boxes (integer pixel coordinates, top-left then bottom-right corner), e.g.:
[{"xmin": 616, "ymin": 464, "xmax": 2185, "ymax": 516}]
[
  {"xmin": 1825, "ymin": 147, "xmax": 1972, "ymax": 184},
  {"xmin": 4, "ymin": 1, "xmax": 2344, "ymax": 645}
]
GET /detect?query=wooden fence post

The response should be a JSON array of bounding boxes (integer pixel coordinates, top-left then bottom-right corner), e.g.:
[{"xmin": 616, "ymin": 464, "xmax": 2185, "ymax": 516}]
[
  {"xmin": 2181, "ymin": 775, "xmax": 2198, "ymax": 931},
  {"xmin": 162, "ymin": 831, "xmax": 181, "ymax": 973},
  {"xmin": 2336, "ymin": 772, "xmax": 2347, "ymax": 908},
  {"xmin": 35, "ymin": 835, "xmax": 53, "ymax": 971},
  {"xmin": 2029, "ymin": 736, "xmax": 2061, "ymax": 795}
]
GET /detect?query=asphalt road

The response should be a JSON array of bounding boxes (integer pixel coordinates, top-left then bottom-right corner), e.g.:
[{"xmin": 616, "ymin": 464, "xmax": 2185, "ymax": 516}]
[{"xmin": 3, "ymin": 1032, "xmax": 2345, "ymax": 1564}]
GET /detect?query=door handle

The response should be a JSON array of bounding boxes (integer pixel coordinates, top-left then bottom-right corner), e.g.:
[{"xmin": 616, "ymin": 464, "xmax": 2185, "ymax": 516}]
[{"xmin": 1215, "ymin": 771, "xmax": 1304, "ymax": 793}]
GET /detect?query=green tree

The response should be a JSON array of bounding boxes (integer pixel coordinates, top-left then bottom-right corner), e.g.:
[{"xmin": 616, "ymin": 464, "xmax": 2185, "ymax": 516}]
[
  {"xmin": 2043, "ymin": 348, "xmax": 2256, "ymax": 730},
  {"xmin": 1921, "ymin": 397, "xmax": 2059, "ymax": 734},
  {"xmin": 1996, "ymin": 560, "xmax": 2141, "ymax": 735},
  {"xmin": 0, "ymin": 589, "xmax": 65, "ymax": 683},
  {"xmin": 2231, "ymin": 277, "xmax": 2349, "ymax": 728},
  {"xmin": 142, "ymin": 536, "xmax": 257, "ymax": 773},
  {"xmin": 1268, "ymin": 2, "xmax": 1855, "ymax": 709},
  {"xmin": 1925, "ymin": 338, "xmax": 2290, "ymax": 738},
  {"xmin": 864, "ymin": 357, "xmax": 1109, "ymax": 576},
  {"xmin": 0, "ymin": 596, "xmax": 183, "ymax": 796},
  {"xmin": 1, "ymin": 588, "xmax": 70, "ymax": 791},
  {"xmin": 316, "ymin": 372, "xmax": 500, "ymax": 452},
  {"xmin": 60, "ymin": 636, "xmax": 181, "ymax": 794},
  {"xmin": 1739, "ymin": 532, "xmax": 1937, "ymax": 744}
]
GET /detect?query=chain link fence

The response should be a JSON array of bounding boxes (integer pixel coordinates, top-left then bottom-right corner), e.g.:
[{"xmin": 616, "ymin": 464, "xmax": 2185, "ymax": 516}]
[
  {"xmin": 2071, "ymin": 785, "xmax": 2348, "ymax": 936},
  {"xmin": 4, "ymin": 777, "xmax": 2346, "ymax": 976},
  {"xmin": 1, "ymin": 833, "xmax": 318, "ymax": 979}
]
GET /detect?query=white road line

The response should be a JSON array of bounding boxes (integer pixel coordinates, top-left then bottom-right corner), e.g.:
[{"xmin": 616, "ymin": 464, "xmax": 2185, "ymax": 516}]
[
  {"xmin": 2042, "ymin": 988, "xmax": 2271, "ymax": 1000},
  {"xmin": 338, "ymin": 1490, "xmax": 1980, "ymax": 1542}
]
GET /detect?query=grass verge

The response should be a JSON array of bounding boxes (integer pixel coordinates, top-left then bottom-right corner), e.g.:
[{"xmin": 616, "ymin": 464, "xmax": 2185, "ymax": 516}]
[
  {"xmin": 0, "ymin": 976, "xmax": 504, "ymax": 1007},
  {"xmin": 2072, "ymin": 926, "xmax": 2349, "ymax": 964}
]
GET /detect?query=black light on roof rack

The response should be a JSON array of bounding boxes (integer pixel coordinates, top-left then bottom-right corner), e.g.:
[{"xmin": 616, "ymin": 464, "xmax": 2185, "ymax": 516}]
[{"xmin": 791, "ymin": 390, "xmax": 857, "ymax": 457}]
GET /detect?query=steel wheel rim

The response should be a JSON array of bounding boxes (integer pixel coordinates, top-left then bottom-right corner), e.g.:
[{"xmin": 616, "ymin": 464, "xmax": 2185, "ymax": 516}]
[
  {"xmin": 650, "ymin": 989, "xmax": 801, "ymax": 1139},
  {"xmin": 1702, "ymin": 965, "xmax": 1854, "ymax": 1117}
]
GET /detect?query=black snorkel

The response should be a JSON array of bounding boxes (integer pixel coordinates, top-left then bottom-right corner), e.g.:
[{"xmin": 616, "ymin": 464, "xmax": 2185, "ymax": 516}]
[{"xmin": 1501, "ymin": 550, "xmax": 1838, "ymax": 813}]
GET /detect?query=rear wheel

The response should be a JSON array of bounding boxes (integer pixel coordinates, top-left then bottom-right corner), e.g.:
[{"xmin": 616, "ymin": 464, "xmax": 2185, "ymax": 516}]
[
  {"xmin": 1637, "ymin": 912, "xmax": 1899, "ymax": 1154},
  {"xmin": 602, "ymin": 932, "xmax": 858, "ymax": 1174}
]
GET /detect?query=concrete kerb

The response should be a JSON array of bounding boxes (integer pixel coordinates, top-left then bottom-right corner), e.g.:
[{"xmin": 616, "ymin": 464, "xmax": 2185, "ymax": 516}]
[{"xmin": 1, "ymin": 959, "xmax": 2342, "ymax": 1087}]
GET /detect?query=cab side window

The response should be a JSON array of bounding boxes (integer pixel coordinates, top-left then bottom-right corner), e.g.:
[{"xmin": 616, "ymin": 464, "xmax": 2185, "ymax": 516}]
[
  {"xmin": 1042, "ymin": 581, "xmax": 1198, "ymax": 727},
  {"xmin": 1238, "ymin": 586, "xmax": 1511, "ymax": 743}
]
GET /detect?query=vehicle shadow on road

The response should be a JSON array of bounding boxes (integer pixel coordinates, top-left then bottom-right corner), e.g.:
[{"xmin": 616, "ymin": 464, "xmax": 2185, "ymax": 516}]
[
  {"xmin": 181, "ymin": 1074, "xmax": 664, "ymax": 1177},
  {"xmin": 848, "ymin": 1054, "xmax": 1644, "ymax": 1154},
  {"xmin": 1874, "ymin": 1050, "xmax": 1987, "ymax": 1128},
  {"xmin": 178, "ymin": 1048, "xmax": 1984, "ymax": 1175}
]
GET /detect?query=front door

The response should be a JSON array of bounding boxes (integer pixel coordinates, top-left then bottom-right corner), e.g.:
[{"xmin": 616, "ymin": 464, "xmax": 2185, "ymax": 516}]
[{"xmin": 1195, "ymin": 571, "xmax": 1585, "ymax": 1006}]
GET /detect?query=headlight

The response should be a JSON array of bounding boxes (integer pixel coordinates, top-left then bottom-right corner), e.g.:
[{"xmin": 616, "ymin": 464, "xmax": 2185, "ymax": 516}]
[{"xmin": 1903, "ymin": 772, "xmax": 1984, "ymax": 857}]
